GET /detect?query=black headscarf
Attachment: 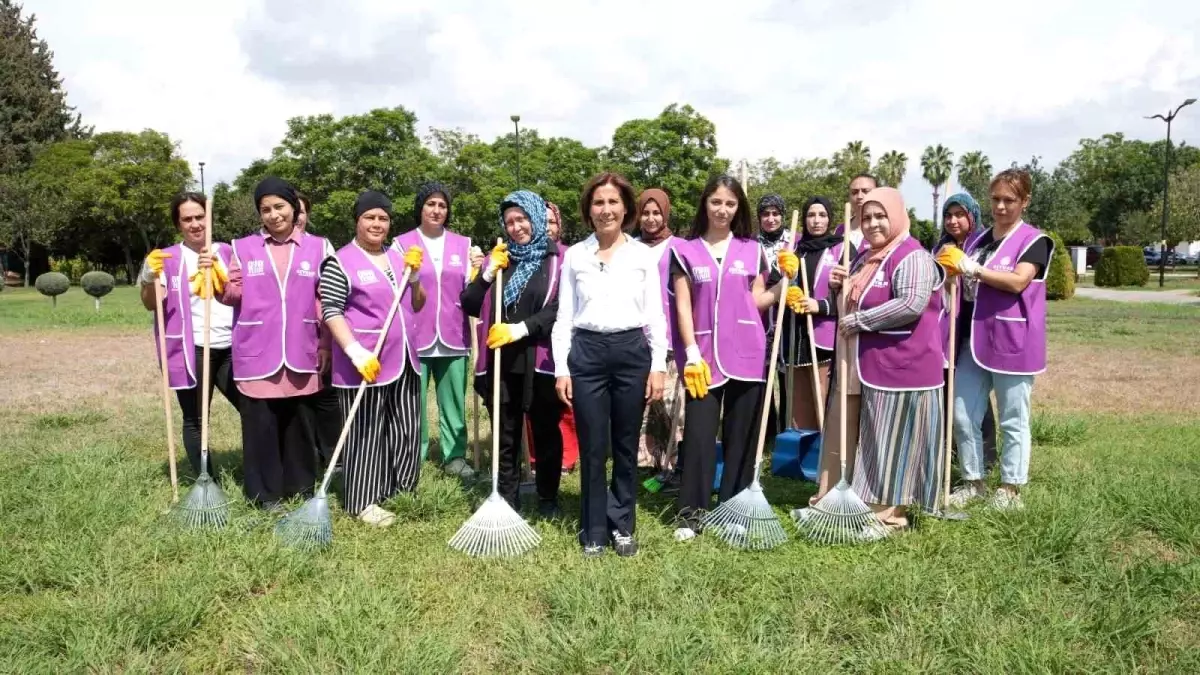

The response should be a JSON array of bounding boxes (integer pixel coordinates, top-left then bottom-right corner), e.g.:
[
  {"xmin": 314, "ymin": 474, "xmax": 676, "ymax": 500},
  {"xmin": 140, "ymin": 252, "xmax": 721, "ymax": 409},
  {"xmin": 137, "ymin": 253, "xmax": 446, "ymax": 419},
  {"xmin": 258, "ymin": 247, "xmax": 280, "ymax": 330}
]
[
  {"xmin": 796, "ymin": 196, "xmax": 841, "ymax": 253},
  {"xmin": 354, "ymin": 190, "xmax": 393, "ymax": 220},
  {"xmin": 757, "ymin": 193, "xmax": 787, "ymax": 243},
  {"xmin": 414, "ymin": 181, "xmax": 452, "ymax": 228},
  {"xmin": 254, "ymin": 176, "xmax": 300, "ymax": 223}
]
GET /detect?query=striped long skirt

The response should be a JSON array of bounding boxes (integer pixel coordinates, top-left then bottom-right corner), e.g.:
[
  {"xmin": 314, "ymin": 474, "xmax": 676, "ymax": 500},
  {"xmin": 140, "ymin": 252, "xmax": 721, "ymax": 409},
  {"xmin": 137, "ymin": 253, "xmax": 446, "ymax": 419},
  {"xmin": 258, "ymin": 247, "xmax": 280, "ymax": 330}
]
[
  {"xmin": 337, "ymin": 365, "xmax": 421, "ymax": 515},
  {"xmin": 852, "ymin": 385, "xmax": 943, "ymax": 508}
]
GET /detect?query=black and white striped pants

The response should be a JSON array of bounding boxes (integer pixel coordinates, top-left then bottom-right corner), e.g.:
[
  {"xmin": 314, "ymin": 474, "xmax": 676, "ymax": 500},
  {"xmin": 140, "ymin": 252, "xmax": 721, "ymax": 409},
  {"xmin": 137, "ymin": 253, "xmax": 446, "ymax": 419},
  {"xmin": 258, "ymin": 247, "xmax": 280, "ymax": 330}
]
[{"xmin": 337, "ymin": 365, "xmax": 421, "ymax": 515}]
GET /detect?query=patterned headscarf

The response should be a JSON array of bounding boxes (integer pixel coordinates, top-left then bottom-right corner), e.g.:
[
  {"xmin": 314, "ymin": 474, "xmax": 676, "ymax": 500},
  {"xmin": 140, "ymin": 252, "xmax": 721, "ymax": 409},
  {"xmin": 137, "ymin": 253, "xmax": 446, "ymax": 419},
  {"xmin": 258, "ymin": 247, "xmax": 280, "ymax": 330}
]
[
  {"xmin": 938, "ymin": 192, "xmax": 981, "ymax": 249},
  {"xmin": 498, "ymin": 190, "xmax": 548, "ymax": 309},
  {"xmin": 757, "ymin": 193, "xmax": 787, "ymax": 244}
]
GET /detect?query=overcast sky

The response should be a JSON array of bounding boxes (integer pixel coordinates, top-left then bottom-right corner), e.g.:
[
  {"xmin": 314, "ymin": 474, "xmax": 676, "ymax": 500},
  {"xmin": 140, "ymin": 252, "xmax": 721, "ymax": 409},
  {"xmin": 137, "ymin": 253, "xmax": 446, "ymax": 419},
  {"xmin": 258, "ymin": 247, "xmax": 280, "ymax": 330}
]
[{"xmin": 25, "ymin": 0, "xmax": 1200, "ymax": 217}]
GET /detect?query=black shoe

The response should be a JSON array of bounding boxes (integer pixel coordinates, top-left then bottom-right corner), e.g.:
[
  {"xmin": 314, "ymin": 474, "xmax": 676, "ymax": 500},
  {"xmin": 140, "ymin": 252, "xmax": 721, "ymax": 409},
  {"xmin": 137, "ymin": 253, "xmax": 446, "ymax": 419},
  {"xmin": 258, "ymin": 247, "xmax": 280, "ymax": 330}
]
[
  {"xmin": 537, "ymin": 499, "xmax": 562, "ymax": 520},
  {"xmin": 582, "ymin": 543, "xmax": 606, "ymax": 558},
  {"xmin": 610, "ymin": 530, "xmax": 639, "ymax": 557}
]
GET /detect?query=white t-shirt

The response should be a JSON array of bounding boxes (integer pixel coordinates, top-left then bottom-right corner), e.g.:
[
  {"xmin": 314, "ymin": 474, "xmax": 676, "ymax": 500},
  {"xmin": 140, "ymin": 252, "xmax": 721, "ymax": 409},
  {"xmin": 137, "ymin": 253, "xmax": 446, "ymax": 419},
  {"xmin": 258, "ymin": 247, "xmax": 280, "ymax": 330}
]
[
  {"xmin": 416, "ymin": 231, "xmax": 469, "ymax": 359},
  {"xmin": 141, "ymin": 244, "xmax": 235, "ymax": 349}
]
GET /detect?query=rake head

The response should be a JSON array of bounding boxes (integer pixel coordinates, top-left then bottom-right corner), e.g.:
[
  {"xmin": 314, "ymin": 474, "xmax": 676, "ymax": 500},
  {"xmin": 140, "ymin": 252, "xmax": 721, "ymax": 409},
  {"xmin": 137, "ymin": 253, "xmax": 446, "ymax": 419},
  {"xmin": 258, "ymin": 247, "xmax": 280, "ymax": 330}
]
[
  {"xmin": 794, "ymin": 479, "xmax": 885, "ymax": 545},
  {"xmin": 175, "ymin": 471, "xmax": 230, "ymax": 529},
  {"xmin": 274, "ymin": 494, "xmax": 333, "ymax": 552},
  {"xmin": 702, "ymin": 481, "xmax": 788, "ymax": 551},
  {"xmin": 449, "ymin": 492, "xmax": 540, "ymax": 558}
]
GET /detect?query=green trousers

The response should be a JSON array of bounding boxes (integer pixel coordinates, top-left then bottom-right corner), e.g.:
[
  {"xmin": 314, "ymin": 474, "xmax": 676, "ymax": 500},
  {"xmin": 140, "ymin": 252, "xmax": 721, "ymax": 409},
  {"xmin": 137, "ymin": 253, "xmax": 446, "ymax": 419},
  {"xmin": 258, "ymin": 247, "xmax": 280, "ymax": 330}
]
[{"xmin": 419, "ymin": 355, "xmax": 468, "ymax": 463}]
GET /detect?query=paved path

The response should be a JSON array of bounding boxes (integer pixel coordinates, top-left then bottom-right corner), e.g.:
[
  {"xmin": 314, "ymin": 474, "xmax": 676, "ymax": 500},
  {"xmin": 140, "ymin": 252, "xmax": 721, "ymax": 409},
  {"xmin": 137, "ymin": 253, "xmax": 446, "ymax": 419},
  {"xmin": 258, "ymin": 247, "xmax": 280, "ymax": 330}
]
[{"xmin": 1075, "ymin": 286, "xmax": 1200, "ymax": 305}]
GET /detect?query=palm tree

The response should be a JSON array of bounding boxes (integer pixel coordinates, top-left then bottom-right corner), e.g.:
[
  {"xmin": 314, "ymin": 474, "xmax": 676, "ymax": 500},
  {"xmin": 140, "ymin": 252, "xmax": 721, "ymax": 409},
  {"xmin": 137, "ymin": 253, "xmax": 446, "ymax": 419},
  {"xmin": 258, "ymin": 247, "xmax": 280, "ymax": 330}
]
[
  {"xmin": 921, "ymin": 144, "xmax": 954, "ymax": 226},
  {"xmin": 835, "ymin": 140, "xmax": 872, "ymax": 177},
  {"xmin": 875, "ymin": 150, "xmax": 908, "ymax": 188},
  {"xmin": 956, "ymin": 150, "xmax": 993, "ymax": 202}
]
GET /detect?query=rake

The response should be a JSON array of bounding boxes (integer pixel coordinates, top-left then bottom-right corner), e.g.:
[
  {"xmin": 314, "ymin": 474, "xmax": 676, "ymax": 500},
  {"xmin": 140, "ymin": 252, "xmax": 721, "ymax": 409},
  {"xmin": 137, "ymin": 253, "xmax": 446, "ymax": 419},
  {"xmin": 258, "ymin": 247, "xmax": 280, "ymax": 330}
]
[
  {"xmin": 449, "ymin": 260, "xmax": 541, "ymax": 557},
  {"xmin": 274, "ymin": 266, "xmax": 413, "ymax": 551},
  {"xmin": 928, "ymin": 276, "xmax": 969, "ymax": 521},
  {"xmin": 152, "ymin": 274, "xmax": 180, "ymax": 507},
  {"xmin": 701, "ymin": 212, "xmax": 799, "ymax": 550},
  {"xmin": 795, "ymin": 201, "xmax": 883, "ymax": 545},
  {"xmin": 176, "ymin": 196, "xmax": 231, "ymax": 529}
]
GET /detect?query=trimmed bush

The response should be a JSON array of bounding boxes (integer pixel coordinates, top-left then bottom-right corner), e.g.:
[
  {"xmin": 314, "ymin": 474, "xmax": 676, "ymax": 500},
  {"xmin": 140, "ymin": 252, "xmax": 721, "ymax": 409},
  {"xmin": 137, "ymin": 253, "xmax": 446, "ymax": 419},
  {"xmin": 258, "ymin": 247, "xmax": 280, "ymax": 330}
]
[
  {"xmin": 1045, "ymin": 232, "xmax": 1075, "ymax": 300},
  {"xmin": 81, "ymin": 271, "xmax": 116, "ymax": 311},
  {"xmin": 1094, "ymin": 247, "xmax": 1149, "ymax": 287},
  {"xmin": 34, "ymin": 272, "xmax": 70, "ymax": 307}
]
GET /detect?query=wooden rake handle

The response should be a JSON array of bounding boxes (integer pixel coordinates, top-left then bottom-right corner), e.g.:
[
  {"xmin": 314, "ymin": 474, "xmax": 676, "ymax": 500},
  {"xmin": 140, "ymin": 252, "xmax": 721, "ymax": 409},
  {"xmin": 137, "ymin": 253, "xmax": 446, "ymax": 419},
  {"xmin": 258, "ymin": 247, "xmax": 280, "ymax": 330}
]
[
  {"xmin": 153, "ymin": 276, "xmax": 179, "ymax": 503},
  {"xmin": 750, "ymin": 211, "xmax": 800, "ymax": 470}
]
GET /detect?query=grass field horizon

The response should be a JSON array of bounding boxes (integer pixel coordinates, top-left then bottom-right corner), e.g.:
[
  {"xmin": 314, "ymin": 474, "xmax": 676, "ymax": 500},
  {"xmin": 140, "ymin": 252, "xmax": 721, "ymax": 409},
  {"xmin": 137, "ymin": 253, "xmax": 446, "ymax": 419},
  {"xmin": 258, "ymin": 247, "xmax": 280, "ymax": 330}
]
[{"xmin": 1, "ymin": 287, "xmax": 1198, "ymax": 673}]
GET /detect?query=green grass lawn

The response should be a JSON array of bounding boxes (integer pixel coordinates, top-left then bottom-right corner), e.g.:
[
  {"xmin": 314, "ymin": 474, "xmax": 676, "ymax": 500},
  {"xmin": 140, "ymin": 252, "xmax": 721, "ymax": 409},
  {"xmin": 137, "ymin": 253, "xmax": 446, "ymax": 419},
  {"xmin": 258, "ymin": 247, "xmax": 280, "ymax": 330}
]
[
  {"xmin": 1, "ymin": 291, "xmax": 1198, "ymax": 672},
  {"xmin": 1076, "ymin": 273, "xmax": 1200, "ymax": 291}
]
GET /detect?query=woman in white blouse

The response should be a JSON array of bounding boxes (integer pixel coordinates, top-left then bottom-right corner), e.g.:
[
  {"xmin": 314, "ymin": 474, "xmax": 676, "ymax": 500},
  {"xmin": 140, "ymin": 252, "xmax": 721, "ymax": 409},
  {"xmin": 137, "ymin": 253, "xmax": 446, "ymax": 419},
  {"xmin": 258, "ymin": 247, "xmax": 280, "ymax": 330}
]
[{"xmin": 553, "ymin": 171, "xmax": 668, "ymax": 559}]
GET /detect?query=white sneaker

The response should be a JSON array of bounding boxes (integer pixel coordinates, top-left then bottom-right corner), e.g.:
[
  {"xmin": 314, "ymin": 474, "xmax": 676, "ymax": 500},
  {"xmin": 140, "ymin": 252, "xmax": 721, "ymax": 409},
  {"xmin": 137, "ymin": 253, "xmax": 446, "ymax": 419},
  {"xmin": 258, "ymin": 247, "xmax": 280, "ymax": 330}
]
[
  {"xmin": 359, "ymin": 504, "xmax": 396, "ymax": 527},
  {"xmin": 989, "ymin": 488, "xmax": 1024, "ymax": 511},
  {"xmin": 792, "ymin": 507, "xmax": 814, "ymax": 523},
  {"xmin": 673, "ymin": 527, "xmax": 697, "ymax": 542},
  {"xmin": 947, "ymin": 483, "xmax": 988, "ymax": 507},
  {"xmin": 858, "ymin": 521, "xmax": 891, "ymax": 542}
]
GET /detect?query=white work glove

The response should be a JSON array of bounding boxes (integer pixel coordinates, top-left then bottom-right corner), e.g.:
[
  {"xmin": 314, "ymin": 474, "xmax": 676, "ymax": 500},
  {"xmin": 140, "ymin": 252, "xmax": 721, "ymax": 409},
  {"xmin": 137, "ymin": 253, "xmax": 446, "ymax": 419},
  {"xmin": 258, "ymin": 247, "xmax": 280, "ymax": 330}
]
[
  {"xmin": 957, "ymin": 254, "xmax": 981, "ymax": 279},
  {"xmin": 344, "ymin": 341, "xmax": 381, "ymax": 382}
]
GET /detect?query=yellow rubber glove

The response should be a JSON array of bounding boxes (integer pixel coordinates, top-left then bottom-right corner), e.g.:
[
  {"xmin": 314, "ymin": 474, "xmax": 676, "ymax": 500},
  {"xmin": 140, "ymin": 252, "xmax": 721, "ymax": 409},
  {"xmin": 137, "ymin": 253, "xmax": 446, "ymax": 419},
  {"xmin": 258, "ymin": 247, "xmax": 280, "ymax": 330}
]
[
  {"xmin": 777, "ymin": 250, "xmax": 799, "ymax": 279},
  {"xmin": 486, "ymin": 322, "xmax": 528, "ymax": 349},
  {"xmin": 403, "ymin": 246, "xmax": 423, "ymax": 274},
  {"xmin": 146, "ymin": 249, "xmax": 172, "ymax": 276},
  {"xmin": 188, "ymin": 258, "xmax": 228, "ymax": 299},
  {"xmin": 786, "ymin": 286, "xmax": 808, "ymax": 313},
  {"xmin": 935, "ymin": 245, "xmax": 965, "ymax": 277},
  {"xmin": 345, "ymin": 342, "xmax": 381, "ymax": 383},
  {"xmin": 682, "ymin": 345, "xmax": 712, "ymax": 399},
  {"xmin": 358, "ymin": 357, "xmax": 382, "ymax": 383},
  {"xmin": 489, "ymin": 242, "xmax": 510, "ymax": 271}
]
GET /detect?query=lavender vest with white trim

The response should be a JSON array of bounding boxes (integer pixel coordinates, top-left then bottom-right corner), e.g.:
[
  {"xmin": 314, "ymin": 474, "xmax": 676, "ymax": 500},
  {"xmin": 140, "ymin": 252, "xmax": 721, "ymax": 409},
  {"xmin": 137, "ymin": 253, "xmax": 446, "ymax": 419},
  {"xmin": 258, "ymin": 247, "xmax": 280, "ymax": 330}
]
[
  {"xmin": 330, "ymin": 243, "xmax": 419, "ymax": 387},
  {"xmin": 229, "ymin": 232, "xmax": 326, "ymax": 381},
  {"xmin": 153, "ymin": 243, "xmax": 233, "ymax": 389},
  {"xmin": 967, "ymin": 222, "xmax": 1052, "ymax": 375},
  {"xmin": 473, "ymin": 248, "xmax": 561, "ymax": 377},
  {"xmin": 392, "ymin": 229, "xmax": 470, "ymax": 352}
]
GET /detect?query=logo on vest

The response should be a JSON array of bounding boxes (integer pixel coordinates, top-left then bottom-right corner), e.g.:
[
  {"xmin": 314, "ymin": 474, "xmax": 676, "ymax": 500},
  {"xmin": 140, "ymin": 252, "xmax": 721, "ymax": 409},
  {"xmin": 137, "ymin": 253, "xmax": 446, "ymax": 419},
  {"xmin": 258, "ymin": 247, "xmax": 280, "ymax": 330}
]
[
  {"xmin": 449, "ymin": 254, "xmax": 462, "ymax": 267},
  {"xmin": 692, "ymin": 266, "xmax": 713, "ymax": 283},
  {"xmin": 357, "ymin": 269, "xmax": 379, "ymax": 285},
  {"xmin": 171, "ymin": 276, "xmax": 181, "ymax": 290},
  {"xmin": 994, "ymin": 255, "xmax": 1014, "ymax": 272},
  {"xmin": 297, "ymin": 260, "xmax": 315, "ymax": 278},
  {"xmin": 247, "ymin": 260, "xmax": 265, "ymax": 277},
  {"xmin": 730, "ymin": 259, "xmax": 752, "ymax": 276}
]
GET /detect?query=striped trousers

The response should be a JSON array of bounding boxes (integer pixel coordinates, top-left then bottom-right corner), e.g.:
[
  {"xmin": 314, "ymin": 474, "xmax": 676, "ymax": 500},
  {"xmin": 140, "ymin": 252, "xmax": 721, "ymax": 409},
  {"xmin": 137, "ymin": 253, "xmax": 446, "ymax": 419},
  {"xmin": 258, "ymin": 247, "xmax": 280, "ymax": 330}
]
[{"xmin": 337, "ymin": 365, "xmax": 421, "ymax": 515}]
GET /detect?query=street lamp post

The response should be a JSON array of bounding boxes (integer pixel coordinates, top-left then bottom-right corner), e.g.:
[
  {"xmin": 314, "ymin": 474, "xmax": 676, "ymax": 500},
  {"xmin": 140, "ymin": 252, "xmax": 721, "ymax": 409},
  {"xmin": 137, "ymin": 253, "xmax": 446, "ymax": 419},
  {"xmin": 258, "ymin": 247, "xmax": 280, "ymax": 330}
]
[
  {"xmin": 510, "ymin": 115, "xmax": 521, "ymax": 189},
  {"xmin": 1146, "ymin": 98, "xmax": 1196, "ymax": 287},
  {"xmin": 198, "ymin": 161, "xmax": 206, "ymax": 195}
]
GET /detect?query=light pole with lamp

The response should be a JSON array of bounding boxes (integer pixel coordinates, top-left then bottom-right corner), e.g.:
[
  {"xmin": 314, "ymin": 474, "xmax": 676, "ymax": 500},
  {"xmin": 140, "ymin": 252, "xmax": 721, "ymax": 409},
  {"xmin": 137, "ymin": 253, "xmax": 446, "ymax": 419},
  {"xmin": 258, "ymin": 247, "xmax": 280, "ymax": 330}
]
[
  {"xmin": 510, "ymin": 115, "xmax": 521, "ymax": 189},
  {"xmin": 198, "ymin": 161, "xmax": 206, "ymax": 195},
  {"xmin": 1146, "ymin": 97, "xmax": 1196, "ymax": 287}
]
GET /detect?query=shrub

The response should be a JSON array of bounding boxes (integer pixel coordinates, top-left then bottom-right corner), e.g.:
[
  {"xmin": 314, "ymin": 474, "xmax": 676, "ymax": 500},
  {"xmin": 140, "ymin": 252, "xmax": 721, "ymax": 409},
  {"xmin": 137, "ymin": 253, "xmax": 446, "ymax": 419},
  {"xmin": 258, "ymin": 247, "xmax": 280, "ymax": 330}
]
[
  {"xmin": 34, "ymin": 272, "xmax": 70, "ymax": 307},
  {"xmin": 81, "ymin": 271, "xmax": 116, "ymax": 311},
  {"xmin": 1045, "ymin": 232, "xmax": 1075, "ymax": 300},
  {"xmin": 48, "ymin": 256, "xmax": 92, "ymax": 284},
  {"xmin": 1094, "ymin": 247, "xmax": 1149, "ymax": 287}
]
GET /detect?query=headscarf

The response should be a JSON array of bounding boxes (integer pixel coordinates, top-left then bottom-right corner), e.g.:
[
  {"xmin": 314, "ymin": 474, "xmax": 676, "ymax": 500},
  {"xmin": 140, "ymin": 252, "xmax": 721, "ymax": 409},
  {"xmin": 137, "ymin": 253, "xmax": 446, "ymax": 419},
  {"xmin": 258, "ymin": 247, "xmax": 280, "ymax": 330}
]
[
  {"xmin": 353, "ymin": 190, "xmax": 392, "ymax": 221},
  {"xmin": 846, "ymin": 187, "xmax": 911, "ymax": 312},
  {"xmin": 498, "ymin": 190, "xmax": 548, "ymax": 309},
  {"xmin": 414, "ymin": 181, "xmax": 452, "ymax": 228},
  {"xmin": 636, "ymin": 188, "xmax": 673, "ymax": 247},
  {"xmin": 545, "ymin": 201, "xmax": 564, "ymax": 242},
  {"xmin": 254, "ymin": 177, "xmax": 300, "ymax": 222},
  {"xmin": 757, "ymin": 193, "xmax": 787, "ymax": 244},
  {"xmin": 796, "ymin": 196, "xmax": 840, "ymax": 253},
  {"xmin": 937, "ymin": 191, "xmax": 981, "ymax": 249}
]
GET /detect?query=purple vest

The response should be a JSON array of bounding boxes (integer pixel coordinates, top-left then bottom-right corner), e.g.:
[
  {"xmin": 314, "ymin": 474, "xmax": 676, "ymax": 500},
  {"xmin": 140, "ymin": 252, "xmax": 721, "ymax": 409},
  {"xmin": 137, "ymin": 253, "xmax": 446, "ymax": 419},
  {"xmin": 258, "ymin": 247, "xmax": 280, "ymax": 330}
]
[
  {"xmin": 967, "ymin": 222, "xmax": 1052, "ymax": 375},
  {"xmin": 672, "ymin": 237, "xmax": 767, "ymax": 385},
  {"xmin": 331, "ymin": 244, "xmax": 419, "ymax": 387},
  {"xmin": 230, "ymin": 232, "xmax": 327, "ymax": 381},
  {"xmin": 855, "ymin": 236, "xmax": 944, "ymax": 391},
  {"xmin": 808, "ymin": 243, "xmax": 843, "ymax": 351},
  {"xmin": 473, "ymin": 249, "xmax": 561, "ymax": 376},
  {"xmin": 653, "ymin": 236, "xmax": 684, "ymax": 353},
  {"xmin": 931, "ymin": 231, "xmax": 984, "ymax": 365},
  {"xmin": 393, "ymin": 230, "xmax": 470, "ymax": 352},
  {"xmin": 152, "ymin": 243, "xmax": 233, "ymax": 389}
]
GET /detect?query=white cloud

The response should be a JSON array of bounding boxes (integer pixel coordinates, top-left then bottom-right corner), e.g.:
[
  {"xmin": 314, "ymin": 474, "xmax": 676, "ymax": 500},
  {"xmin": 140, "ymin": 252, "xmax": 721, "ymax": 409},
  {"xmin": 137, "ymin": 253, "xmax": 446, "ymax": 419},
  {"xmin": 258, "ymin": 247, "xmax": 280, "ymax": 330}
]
[{"xmin": 25, "ymin": 0, "xmax": 1200, "ymax": 216}]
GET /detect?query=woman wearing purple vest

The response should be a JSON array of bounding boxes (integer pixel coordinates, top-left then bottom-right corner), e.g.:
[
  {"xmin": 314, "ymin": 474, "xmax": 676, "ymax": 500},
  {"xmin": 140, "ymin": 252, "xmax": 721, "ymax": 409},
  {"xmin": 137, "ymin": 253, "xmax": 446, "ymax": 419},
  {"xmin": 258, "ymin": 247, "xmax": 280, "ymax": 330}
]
[
  {"xmin": 139, "ymin": 192, "xmax": 240, "ymax": 477},
  {"xmin": 941, "ymin": 169, "xmax": 1053, "ymax": 511},
  {"xmin": 212, "ymin": 177, "xmax": 335, "ymax": 510},
  {"xmin": 391, "ymin": 182, "xmax": 474, "ymax": 480},
  {"xmin": 634, "ymin": 188, "xmax": 684, "ymax": 472},
  {"xmin": 463, "ymin": 190, "xmax": 565, "ymax": 517},
  {"xmin": 318, "ymin": 190, "xmax": 425, "ymax": 527},
  {"xmin": 670, "ymin": 174, "xmax": 792, "ymax": 542},
  {"xmin": 553, "ymin": 172, "xmax": 668, "ymax": 558},
  {"xmin": 822, "ymin": 187, "xmax": 944, "ymax": 534},
  {"xmin": 934, "ymin": 192, "xmax": 998, "ymax": 470}
]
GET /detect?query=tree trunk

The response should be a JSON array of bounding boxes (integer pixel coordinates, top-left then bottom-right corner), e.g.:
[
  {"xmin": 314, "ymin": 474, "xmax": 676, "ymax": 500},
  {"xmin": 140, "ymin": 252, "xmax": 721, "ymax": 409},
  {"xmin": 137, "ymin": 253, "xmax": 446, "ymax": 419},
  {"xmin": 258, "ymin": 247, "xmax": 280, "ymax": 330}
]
[
  {"xmin": 52, "ymin": 295, "xmax": 57, "ymax": 309},
  {"xmin": 23, "ymin": 240, "xmax": 31, "ymax": 287},
  {"xmin": 95, "ymin": 297, "xmax": 101, "ymax": 312},
  {"xmin": 932, "ymin": 189, "xmax": 940, "ymax": 230},
  {"xmin": 122, "ymin": 241, "xmax": 137, "ymax": 286}
]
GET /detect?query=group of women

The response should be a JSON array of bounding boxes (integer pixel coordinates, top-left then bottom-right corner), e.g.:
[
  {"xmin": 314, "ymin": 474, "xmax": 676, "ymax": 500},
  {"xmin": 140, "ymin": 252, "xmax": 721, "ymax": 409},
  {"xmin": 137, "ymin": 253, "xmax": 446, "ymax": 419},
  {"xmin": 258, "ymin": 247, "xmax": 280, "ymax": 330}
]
[{"xmin": 142, "ymin": 165, "xmax": 1051, "ymax": 553}]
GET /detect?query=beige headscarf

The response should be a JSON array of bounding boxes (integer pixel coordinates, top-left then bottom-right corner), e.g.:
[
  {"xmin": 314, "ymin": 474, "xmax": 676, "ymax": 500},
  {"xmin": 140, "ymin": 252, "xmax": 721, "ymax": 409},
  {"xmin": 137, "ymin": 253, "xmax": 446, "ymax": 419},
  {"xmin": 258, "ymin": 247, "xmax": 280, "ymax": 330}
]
[{"xmin": 845, "ymin": 187, "xmax": 910, "ymax": 312}]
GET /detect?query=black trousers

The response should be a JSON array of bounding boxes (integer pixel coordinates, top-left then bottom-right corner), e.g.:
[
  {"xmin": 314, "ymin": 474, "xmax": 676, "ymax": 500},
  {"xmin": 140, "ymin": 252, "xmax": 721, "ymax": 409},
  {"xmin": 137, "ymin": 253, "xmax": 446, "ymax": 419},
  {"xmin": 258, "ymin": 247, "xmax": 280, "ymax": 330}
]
[
  {"xmin": 677, "ymin": 378, "xmax": 765, "ymax": 530},
  {"xmin": 240, "ymin": 393, "xmax": 318, "ymax": 505},
  {"xmin": 495, "ymin": 372, "xmax": 564, "ymax": 509},
  {"xmin": 174, "ymin": 346, "xmax": 240, "ymax": 476},
  {"xmin": 311, "ymin": 370, "xmax": 341, "ymax": 469},
  {"xmin": 943, "ymin": 367, "xmax": 997, "ymax": 468},
  {"xmin": 568, "ymin": 329, "xmax": 650, "ymax": 546}
]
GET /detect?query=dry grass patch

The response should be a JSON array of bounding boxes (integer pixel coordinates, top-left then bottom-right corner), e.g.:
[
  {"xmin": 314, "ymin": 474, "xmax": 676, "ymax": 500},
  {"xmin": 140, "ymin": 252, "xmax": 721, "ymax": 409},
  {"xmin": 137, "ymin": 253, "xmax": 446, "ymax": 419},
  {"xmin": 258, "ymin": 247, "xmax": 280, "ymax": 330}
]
[{"xmin": 1039, "ymin": 344, "xmax": 1200, "ymax": 415}]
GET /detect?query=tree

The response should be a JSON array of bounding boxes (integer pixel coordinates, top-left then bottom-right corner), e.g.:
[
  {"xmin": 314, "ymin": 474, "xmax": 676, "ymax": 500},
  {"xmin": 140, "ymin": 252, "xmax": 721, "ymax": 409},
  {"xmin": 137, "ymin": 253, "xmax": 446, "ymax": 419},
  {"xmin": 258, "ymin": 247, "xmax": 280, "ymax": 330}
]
[
  {"xmin": 1148, "ymin": 163, "xmax": 1200, "ymax": 255},
  {"xmin": 1010, "ymin": 156, "xmax": 1090, "ymax": 244},
  {"xmin": 874, "ymin": 150, "xmax": 908, "ymax": 188},
  {"xmin": 0, "ymin": 0, "xmax": 87, "ymax": 176},
  {"xmin": 749, "ymin": 157, "xmax": 844, "ymax": 224},
  {"xmin": 955, "ymin": 151, "xmax": 993, "ymax": 206},
  {"xmin": 607, "ymin": 104, "xmax": 727, "ymax": 229},
  {"xmin": 210, "ymin": 181, "xmax": 261, "ymax": 241},
  {"xmin": 832, "ymin": 141, "xmax": 871, "ymax": 180},
  {"xmin": 921, "ymin": 144, "xmax": 954, "ymax": 225}
]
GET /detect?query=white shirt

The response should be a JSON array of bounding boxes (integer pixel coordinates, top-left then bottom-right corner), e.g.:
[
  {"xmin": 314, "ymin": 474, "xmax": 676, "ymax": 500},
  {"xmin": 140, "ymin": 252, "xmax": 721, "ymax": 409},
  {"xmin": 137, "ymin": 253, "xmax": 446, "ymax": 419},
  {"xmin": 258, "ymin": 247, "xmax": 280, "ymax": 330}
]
[
  {"xmin": 552, "ymin": 234, "xmax": 668, "ymax": 377},
  {"xmin": 141, "ymin": 244, "xmax": 235, "ymax": 349},
  {"xmin": 415, "ymin": 230, "xmax": 469, "ymax": 359}
]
